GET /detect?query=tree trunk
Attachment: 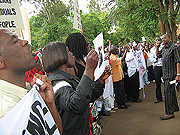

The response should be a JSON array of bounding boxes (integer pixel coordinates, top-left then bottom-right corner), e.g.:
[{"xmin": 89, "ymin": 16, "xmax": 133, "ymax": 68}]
[
  {"xmin": 158, "ymin": 14, "xmax": 166, "ymax": 35},
  {"xmin": 157, "ymin": 0, "xmax": 172, "ymax": 36},
  {"xmin": 169, "ymin": 0, "xmax": 179, "ymax": 42}
]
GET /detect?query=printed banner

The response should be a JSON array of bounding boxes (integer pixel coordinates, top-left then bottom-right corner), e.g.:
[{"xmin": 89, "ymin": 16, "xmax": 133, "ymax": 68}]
[
  {"xmin": 0, "ymin": 0, "xmax": 24, "ymax": 30},
  {"xmin": 0, "ymin": 85, "xmax": 60, "ymax": 135},
  {"xmin": 73, "ymin": 0, "xmax": 82, "ymax": 31}
]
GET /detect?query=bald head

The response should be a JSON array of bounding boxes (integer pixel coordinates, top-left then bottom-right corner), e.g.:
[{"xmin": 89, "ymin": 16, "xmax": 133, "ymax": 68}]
[
  {"xmin": 162, "ymin": 34, "xmax": 171, "ymax": 45},
  {"xmin": 0, "ymin": 29, "xmax": 36, "ymax": 87}
]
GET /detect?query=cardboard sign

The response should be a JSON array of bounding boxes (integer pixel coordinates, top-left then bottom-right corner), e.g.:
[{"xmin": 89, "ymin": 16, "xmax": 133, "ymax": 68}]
[
  {"xmin": 73, "ymin": 0, "xmax": 82, "ymax": 31},
  {"xmin": 0, "ymin": 0, "xmax": 24, "ymax": 30}
]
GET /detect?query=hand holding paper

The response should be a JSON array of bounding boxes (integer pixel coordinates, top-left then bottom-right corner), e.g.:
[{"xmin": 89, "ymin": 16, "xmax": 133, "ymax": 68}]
[{"xmin": 33, "ymin": 73, "xmax": 62, "ymax": 134}]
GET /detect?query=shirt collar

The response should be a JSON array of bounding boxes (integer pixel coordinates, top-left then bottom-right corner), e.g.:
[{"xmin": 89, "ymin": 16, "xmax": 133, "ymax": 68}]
[{"xmin": 164, "ymin": 41, "xmax": 172, "ymax": 48}]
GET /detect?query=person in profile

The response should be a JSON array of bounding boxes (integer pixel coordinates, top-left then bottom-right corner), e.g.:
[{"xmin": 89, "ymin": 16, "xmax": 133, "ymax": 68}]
[
  {"xmin": 0, "ymin": 29, "xmax": 62, "ymax": 134},
  {"xmin": 42, "ymin": 41, "xmax": 111, "ymax": 135}
]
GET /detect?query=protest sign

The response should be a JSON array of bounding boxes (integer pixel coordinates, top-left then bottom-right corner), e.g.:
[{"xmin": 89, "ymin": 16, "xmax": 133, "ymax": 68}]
[
  {"xmin": 73, "ymin": 0, "xmax": 82, "ymax": 31},
  {"xmin": 93, "ymin": 32, "xmax": 114, "ymax": 99},
  {"xmin": 0, "ymin": 0, "xmax": 24, "ymax": 30},
  {"xmin": 93, "ymin": 32, "xmax": 105, "ymax": 80},
  {"xmin": 0, "ymin": 84, "xmax": 60, "ymax": 135}
]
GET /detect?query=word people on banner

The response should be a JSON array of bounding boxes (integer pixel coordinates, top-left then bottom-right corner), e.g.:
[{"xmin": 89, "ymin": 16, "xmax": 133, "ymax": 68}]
[{"xmin": 0, "ymin": 0, "xmax": 24, "ymax": 30}]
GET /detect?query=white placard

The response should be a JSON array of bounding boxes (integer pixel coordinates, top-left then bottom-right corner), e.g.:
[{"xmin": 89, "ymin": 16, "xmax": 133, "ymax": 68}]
[
  {"xmin": 73, "ymin": 0, "xmax": 82, "ymax": 31},
  {"xmin": 0, "ymin": 0, "xmax": 24, "ymax": 30}
]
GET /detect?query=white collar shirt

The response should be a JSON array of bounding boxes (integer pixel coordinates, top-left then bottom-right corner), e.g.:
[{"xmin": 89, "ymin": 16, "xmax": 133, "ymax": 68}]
[
  {"xmin": 150, "ymin": 45, "xmax": 164, "ymax": 67},
  {"xmin": 0, "ymin": 79, "xmax": 28, "ymax": 119},
  {"xmin": 125, "ymin": 49, "xmax": 139, "ymax": 77}
]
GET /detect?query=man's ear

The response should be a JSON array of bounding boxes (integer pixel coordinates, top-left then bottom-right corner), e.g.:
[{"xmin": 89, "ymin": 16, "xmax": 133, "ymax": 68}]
[{"xmin": 0, "ymin": 61, "xmax": 5, "ymax": 69}]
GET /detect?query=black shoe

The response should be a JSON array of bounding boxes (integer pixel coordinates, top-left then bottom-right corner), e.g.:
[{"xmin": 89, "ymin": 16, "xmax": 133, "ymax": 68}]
[
  {"xmin": 118, "ymin": 105, "xmax": 128, "ymax": 109},
  {"xmin": 132, "ymin": 99, "xmax": 142, "ymax": 103},
  {"xmin": 154, "ymin": 99, "xmax": 163, "ymax": 103},
  {"xmin": 98, "ymin": 111, "xmax": 111, "ymax": 116},
  {"xmin": 124, "ymin": 103, "xmax": 131, "ymax": 107}
]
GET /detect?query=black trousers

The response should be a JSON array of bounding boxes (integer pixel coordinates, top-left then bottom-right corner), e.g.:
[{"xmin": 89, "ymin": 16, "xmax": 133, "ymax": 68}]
[
  {"xmin": 124, "ymin": 73, "xmax": 131, "ymax": 100},
  {"xmin": 129, "ymin": 71, "xmax": 139, "ymax": 101},
  {"xmin": 154, "ymin": 66, "xmax": 163, "ymax": 101},
  {"xmin": 113, "ymin": 79, "xmax": 125, "ymax": 106},
  {"xmin": 147, "ymin": 65, "xmax": 154, "ymax": 82},
  {"xmin": 164, "ymin": 79, "xmax": 179, "ymax": 115}
]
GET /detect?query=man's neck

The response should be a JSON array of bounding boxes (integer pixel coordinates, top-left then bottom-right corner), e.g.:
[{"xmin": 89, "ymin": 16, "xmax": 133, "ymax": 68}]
[
  {"xmin": 0, "ymin": 71, "xmax": 26, "ymax": 88},
  {"xmin": 165, "ymin": 41, "xmax": 170, "ymax": 46}
]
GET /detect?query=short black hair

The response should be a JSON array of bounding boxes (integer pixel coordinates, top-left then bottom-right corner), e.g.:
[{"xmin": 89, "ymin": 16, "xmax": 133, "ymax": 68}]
[
  {"xmin": 66, "ymin": 33, "xmax": 88, "ymax": 60},
  {"xmin": 110, "ymin": 46, "xmax": 118, "ymax": 55},
  {"xmin": 42, "ymin": 41, "xmax": 68, "ymax": 73}
]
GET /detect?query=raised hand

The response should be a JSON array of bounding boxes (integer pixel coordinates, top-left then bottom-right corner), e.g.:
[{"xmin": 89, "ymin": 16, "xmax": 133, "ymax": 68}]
[
  {"xmin": 84, "ymin": 50, "xmax": 99, "ymax": 80},
  {"xmin": 32, "ymin": 73, "xmax": 54, "ymax": 105},
  {"xmin": 86, "ymin": 50, "xmax": 99, "ymax": 72},
  {"xmin": 99, "ymin": 65, "xmax": 112, "ymax": 84}
]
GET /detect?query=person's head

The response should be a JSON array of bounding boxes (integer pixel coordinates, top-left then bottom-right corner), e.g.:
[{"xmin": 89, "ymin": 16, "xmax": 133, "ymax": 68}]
[
  {"xmin": 154, "ymin": 37, "xmax": 162, "ymax": 45},
  {"xmin": 162, "ymin": 34, "xmax": 170, "ymax": 45},
  {"xmin": 110, "ymin": 46, "xmax": 118, "ymax": 55},
  {"xmin": 144, "ymin": 45, "xmax": 149, "ymax": 52},
  {"xmin": 130, "ymin": 40, "xmax": 133, "ymax": 45},
  {"xmin": 42, "ymin": 42, "xmax": 68, "ymax": 73},
  {"xmin": 0, "ymin": 29, "xmax": 36, "ymax": 74},
  {"xmin": 66, "ymin": 33, "xmax": 88, "ymax": 60},
  {"xmin": 148, "ymin": 44, "xmax": 152, "ymax": 49},
  {"xmin": 124, "ymin": 44, "xmax": 130, "ymax": 52},
  {"xmin": 177, "ymin": 39, "xmax": 180, "ymax": 47}
]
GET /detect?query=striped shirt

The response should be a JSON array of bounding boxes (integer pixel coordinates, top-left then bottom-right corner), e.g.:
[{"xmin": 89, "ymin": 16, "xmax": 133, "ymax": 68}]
[{"xmin": 158, "ymin": 41, "xmax": 180, "ymax": 80}]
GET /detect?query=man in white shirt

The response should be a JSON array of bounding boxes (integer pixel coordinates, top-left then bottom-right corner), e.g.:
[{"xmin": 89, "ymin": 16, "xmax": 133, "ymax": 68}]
[
  {"xmin": 125, "ymin": 44, "xmax": 142, "ymax": 103},
  {"xmin": 0, "ymin": 29, "xmax": 62, "ymax": 133},
  {"xmin": 150, "ymin": 37, "xmax": 164, "ymax": 103}
]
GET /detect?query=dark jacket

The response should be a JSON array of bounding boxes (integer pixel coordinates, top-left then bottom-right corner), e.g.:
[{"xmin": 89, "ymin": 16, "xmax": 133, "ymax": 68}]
[{"xmin": 48, "ymin": 69, "xmax": 104, "ymax": 135}]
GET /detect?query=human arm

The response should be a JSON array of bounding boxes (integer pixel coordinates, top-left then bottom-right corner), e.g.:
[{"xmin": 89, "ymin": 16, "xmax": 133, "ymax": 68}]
[
  {"xmin": 84, "ymin": 50, "xmax": 99, "ymax": 81},
  {"xmin": 176, "ymin": 62, "xmax": 180, "ymax": 82},
  {"xmin": 38, "ymin": 43, "xmax": 43, "ymax": 53},
  {"xmin": 156, "ymin": 41, "xmax": 162, "ymax": 58},
  {"xmin": 33, "ymin": 74, "xmax": 62, "ymax": 134},
  {"xmin": 118, "ymin": 42, "xmax": 121, "ymax": 56},
  {"xmin": 53, "ymin": 75, "xmax": 102, "ymax": 114},
  {"xmin": 98, "ymin": 66, "xmax": 111, "ymax": 84},
  {"xmin": 90, "ymin": 66, "xmax": 111, "ymax": 101},
  {"xmin": 107, "ymin": 40, "xmax": 111, "ymax": 56},
  {"xmin": 174, "ymin": 46, "xmax": 180, "ymax": 82},
  {"xmin": 150, "ymin": 48, "xmax": 157, "ymax": 63}
]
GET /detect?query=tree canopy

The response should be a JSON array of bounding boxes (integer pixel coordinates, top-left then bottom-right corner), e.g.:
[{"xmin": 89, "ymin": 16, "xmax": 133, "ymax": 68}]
[{"xmin": 26, "ymin": 0, "xmax": 180, "ymax": 50}]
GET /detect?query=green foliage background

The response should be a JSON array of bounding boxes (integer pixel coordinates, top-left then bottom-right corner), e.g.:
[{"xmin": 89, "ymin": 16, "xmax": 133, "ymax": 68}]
[{"xmin": 26, "ymin": 0, "xmax": 179, "ymax": 50}]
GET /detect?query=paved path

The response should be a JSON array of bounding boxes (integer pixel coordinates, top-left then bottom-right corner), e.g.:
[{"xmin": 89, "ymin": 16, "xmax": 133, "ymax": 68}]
[{"xmin": 101, "ymin": 82, "xmax": 180, "ymax": 135}]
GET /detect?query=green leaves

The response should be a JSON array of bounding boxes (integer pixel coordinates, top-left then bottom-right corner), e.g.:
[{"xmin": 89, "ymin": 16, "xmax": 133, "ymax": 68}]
[{"xmin": 29, "ymin": 0, "xmax": 73, "ymax": 50}]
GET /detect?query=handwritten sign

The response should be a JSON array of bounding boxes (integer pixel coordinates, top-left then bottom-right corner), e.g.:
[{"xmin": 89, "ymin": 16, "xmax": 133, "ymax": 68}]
[
  {"xmin": 0, "ymin": 0, "xmax": 24, "ymax": 30},
  {"xmin": 73, "ymin": 0, "xmax": 82, "ymax": 31}
]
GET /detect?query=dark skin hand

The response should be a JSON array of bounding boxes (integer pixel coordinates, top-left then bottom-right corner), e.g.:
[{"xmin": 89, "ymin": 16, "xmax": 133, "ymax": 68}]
[
  {"xmin": 84, "ymin": 50, "xmax": 99, "ymax": 81},
  {"xmin": 84, "ymin": 49, "xmax": 111, "ymax": 84},
  {"xmin": 99, "ymin": 65, "xmax": 112, "ymax": 84},
  {"xmin": 30, "ymin": 73, "xmax": 62, "ymax": 134}
]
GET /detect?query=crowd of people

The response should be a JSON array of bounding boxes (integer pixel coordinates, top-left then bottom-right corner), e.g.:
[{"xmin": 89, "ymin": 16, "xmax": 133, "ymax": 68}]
[{"xmin": 0, "ymin": 28, "xmax": 180, "ymax": 135}]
